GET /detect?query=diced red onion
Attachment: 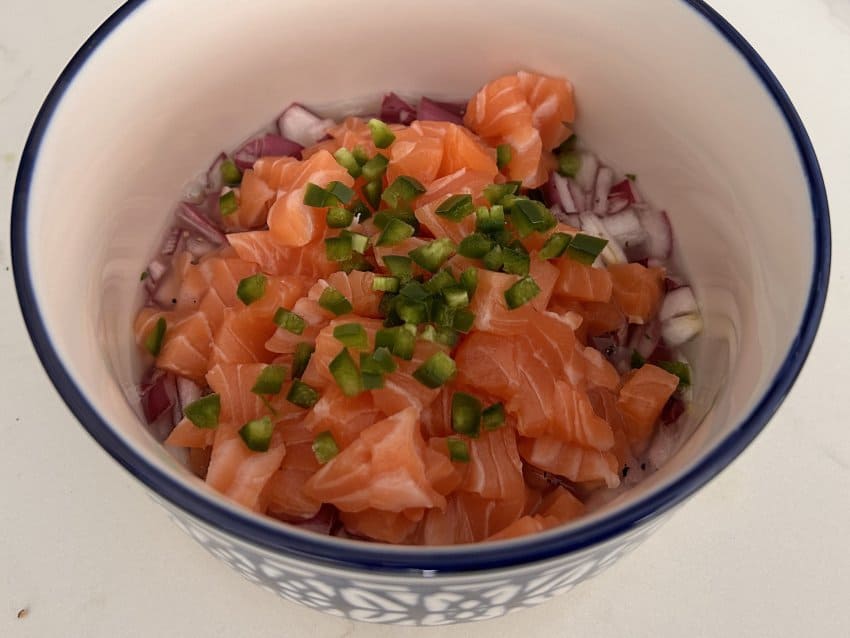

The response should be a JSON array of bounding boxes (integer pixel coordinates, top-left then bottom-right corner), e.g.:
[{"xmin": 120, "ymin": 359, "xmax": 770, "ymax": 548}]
[
  {"xmin": 602, "ymin": 208, "xmax": 647, "ymax": 248},
  {"xmin": 659, "ymin": 286, "xmax": 699, "ymax": 322},
  {"xmin": 637, "ymin": 208, "xmax": 673, "ymax": 260},
  {"xmin": 185, "ymin": 236, "xmax": 217, "ymax": 259},
  {"xmin": 290, "ymin": 506, "xmax": 337, "ymax": 535},
  {"xmin": 177, "ymin": 203, "xmax": 226, "ymax": 245},
  {"xmin": 380, "ymin": 92, "xmax": 417, "ymax": 125},
  {"xmin": 579, "ymin": 213, "xmax": 626, "ymax": 264},
  {"xmin": 176, "ymin": 377, "xmax": 202, "ymax": 412},
  {"xmin": 233, "ymin": 134, "xmax": 303, "ymax": 169},
  {"xmin": 607, "ymin": 178, "xmax": 639, "ymax": 213},
  {"xmin": 551, "ymin": 171, "xmax": 579, "ymax": 213},
  {"xmin": 665, "ymin": 276, "xmax": 684, "ymax": 292},
  {"xmin": 661, "ymin": 396, "xmax": 686, "ymax": 424},
  {"xmin": 417, "ymin": 96, "xmax": 464, "ymax": 124},
  {"xmin": 277, "ymin": 103, "xmax": 334, "ymax": 147},
  {"xmin": 661, "ymin": 314, "xmax": 703, "ymax": 347},
  {"xmin": 206, "ymin": 153, "xmax": 227, "ymax": 194},
  {"xmin": 593, "ymin": 166, "xmax": 614, "ymax": 214},
  {"xmin": 541, "ymin": 173, "xmax": 560, "ymax": 208},
  {"xmin": 575, "ymin": 151, "xmax": 599, "ymax": 194},
  {"xmin": 145, "ymin": 258, "xmax": 168, "ymax": 285},
  {"xmin": 628, "ymin": 320, "xmax": 661, "ymax": 359},
  {"xmin": 161, "ymin": 227, "xmax": 183, "ymax": 256},
  {"xmin": 141, "ymin": 371, "xmax": 177, "ymax": 424},
  {"xmin": 565, "ymin": 213, "xmax": 581, "ymax": 228}
]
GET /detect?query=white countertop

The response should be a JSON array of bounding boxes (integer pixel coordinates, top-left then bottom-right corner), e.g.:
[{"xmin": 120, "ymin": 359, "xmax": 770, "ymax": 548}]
[{"xmin": 2, "ymin": 1, "xmax": 848, "ymax": 636}]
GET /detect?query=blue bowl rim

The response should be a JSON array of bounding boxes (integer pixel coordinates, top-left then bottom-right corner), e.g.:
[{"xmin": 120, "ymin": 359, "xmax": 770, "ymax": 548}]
[{"xmin": 11, "ymin": 0, "xmax": 830, "ymax": 573}]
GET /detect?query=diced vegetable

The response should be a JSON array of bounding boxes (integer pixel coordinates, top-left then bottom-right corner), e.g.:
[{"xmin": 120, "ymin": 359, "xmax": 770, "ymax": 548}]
[
  {"xmin": 184, "ymin": 394, "xmax": 221, "ymax": 429},
  {"xmin": 342, "ymin": 230, "xmax": 369, "ymax": 254},
  {"xmin": 446, "ymin": 437, "xmax": 470, "ymax": 462},
  {"xmin": 287, "ymin": 378, "xmax": 320, "ymax": 408},
  {"xmin": 409, "ymin": 238, "xmax": 455, "ymax": 272},
  {"xmin": 657, "ymin": 360, "xmax": 692, "ymax": 388},
  {"xmin": 368, "ymin": 118, "xmax": 396, "ymax": 148},
  {"xmin": 333, "ymin": 147, "xmax": 362, "ymax": 178},
  {"xmin": 329, "ymin": 348, "xmax": 364, "ymax": 397},
  {"xmin": 452, "ymin": 308, "xmax": 475, "ymax": 333},
  {"xmin": 538, "ymin": 232, "xmax": 573, "ymax": 260},
  {"xmin": 441, "ymin": 285, "xmax": 469, "ymax": 308},
  {"xmin": 481, "ymin": 402, "xmax": 506, "ymax": 430},
  {"xmin": 382, "ymin": 175, "xmax": 426, "ymax": 208},
  {"xmin": 435, "ymin": 194, "xmax": 474, "ymax": 221},
  {"xmin": 458, "ymin": 233, "xmax": 494, "ymax": 259},
  {"xmin": 482, "ymin": 245, "xmax": 504, "ymax": 271},
  {"xmin": 460, "ymin": 267, "xmax": 478, "ymax": 296},
  {"xmin": 145, "ymin": 317, "xmax": 166, "ymax": 357},
  {"xmin": 424, "ymin": 270, "xmax": 456, "ymax": 294},
  {"xmin": 361, "ymin": 153, "xmax": 390, "ymax": 181},
  {"xmin": 395, "ymin": 296, "xmax": 429, "ymax": 324},
  {"xmin": 565, "ymin": 233, "xmax": 608, "ymax": 265},
  {"xmin": 251, "ymin": 364, "xmax": 288, "ymax": 395},
  {"xmin": 239, "ymin": 416, "xmax": 274, "ymax": 452},
  {"xmin": 219, "ymin": 190, "xmax": 238, "ymax": 216},
  {"xmin": 504, "ymin": 276, "xmax": 541, "ymax": 309},
  {"xmin": 501, "ymin": 247, "xmax": 530, "ymax": 276},
  {"xmin": 326, "ymin": 206, "xmax": 354, "ymax": 228},
  {"xmin": 363, "ymin": 179, "xmax": 383, "ymax": 209},
  {"xmin": 496, "ymin": 144, "xmax": 512, "ymax": 169},
  {"xmin": 220, "ymin": 158, "xmax": 242, "ymax": 186},
  {"xmin": 292, "ymin": 343, "xmax": 315, "ymax": 379},
  {"xmin": 326, "ymin": 181, "xmax": 354, "ymax": 205},
  {"xmin": 476, "ymin": 205, "xmax": 505, "ymax": 233},
  {"xmin": 383, "ymin": 255, "xmax": 414, "ymax": 283},
  {"xmin": 412, "ymin": 352, "xmax": 457, "ymax": 388},
  {"xmin": 483, "ymin": 182, "xmax": 519, "ymax": 205},
  {"xmin": 303, "ymin": 182, "xmax": 329, "ymax": 207},
  {"xmin": 312, "ymin": 431, "xmax": 339, "ymax": 464},
  {"xmin": 237, "ymin": 274, "xmax": 267, "ymax": 305},
  {"xmin": 318, "ymin": 286, "xmax": 353, "ymax": 315},
  {"xmin": 325, "ymin": 235, "xmax": 353, "ymax": 262},
  {"xmin": 558, "ymin": 151, "xmax": 581, "ymax": 177},
  {"xmin": 452, "ymin": 392, "xmax": 482, "ymax": 436},
  {"xmin": 333, "ymin": 323, "xmax": 369, "ymax": 349},
  {"xmin": 376, "ymin": 217, "xmax": 415, "ymax": 246},
  {"xmin": 372, "ymin": 275, "xmax": 400, "ymax": 293}
]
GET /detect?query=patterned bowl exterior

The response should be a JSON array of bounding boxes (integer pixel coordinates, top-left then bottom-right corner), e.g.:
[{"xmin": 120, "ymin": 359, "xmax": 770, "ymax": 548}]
[{"xmin": 160, "ymin": 496, "xmax": 669, "ymax": 625}]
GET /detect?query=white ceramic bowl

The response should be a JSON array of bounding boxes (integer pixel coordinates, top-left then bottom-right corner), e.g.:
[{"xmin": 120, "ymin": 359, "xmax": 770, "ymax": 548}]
[{"xmin": 12, "ymin": 0, "xmax": 830, "ymax": 626}]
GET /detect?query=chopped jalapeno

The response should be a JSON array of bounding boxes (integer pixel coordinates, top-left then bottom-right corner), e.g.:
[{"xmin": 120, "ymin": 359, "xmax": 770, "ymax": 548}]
[
  {"xmin": 329, "ymin": 348, "xmax": 364, "ymax": 396},
  {"xmin": 501, "ymin": 247, "xmax": 530, "ymax": 276},
  {"xmin": 446, "ymin": 437, "xmax": 470, "ymax": 462},
  {"xmin": 371, "ymin": 275, "xmax": 400, "ymax": 293},
  {"xmin": 558, "ymin": 151, "xmax": 581, "ymax": 178},
  {"xmin": 476, "ymin": 205, "xmax": 505, "ymax": 233},
  {"xmin": 483, "ymin": 182, "xmax": 519, "ymax": 205},
  {"xmin": 452, "ymin": 392, "xmax": 482, "ymax": 437},
  {"xmin": 383, "ymin": 255, "xmax": 414, "ymax": 284},
  {"xmin": 273, "ymin": 307, "xmax": 306, "ymax": 335},
  {"xmin": 251, "ymin": 364, "xmax": 288, "ymax": 395},
  {"xmin": 219, "ymin": 190, "xmax": 238, "ymax": 216},
  {"xmin": 565, "ymin": 233, "xmax": 608, "ymax": 265},
  {"xmin": 424, "ymin": 269, "xmax": 456, "ymax": 294},
  {"xmin": 333, "ymin": 322, "xmax": 368, "ymax": 349},
  {"xmin": 382, "ymin": 175, "xmax": 426, "ymax": 208},
  {"xmin": 435, "ymin": 194, "xmax": 474, "ymax": 221},
  {"xmin": 657, "ymin": 360, "xmax": 692, "ymax": 388},
  {"xmin": 144, "ymin": 316, "xmax": 166, "ymax": 356},
  {"xmin": 452, "ymin": 308, "xmax": 475, "ymax": 333},
  {"xmin": 326, "ymin": 206, "xmax": 354, "ymax": 228},
  {"xmin": 459, "ymin": 267, "xmax": 478, "ymax": 297},
  {"xmin": 458, "ymin": 233, "xmax": 494, "ymax": 259},
  {"xmin": 326, "ymin": 181, "xmax": 355, "ymax": 205},
  {"xmin": 333, "ymin": 147, "xmax": 362, "ymax": 178},
  {"xmin": 361, "ymin": 153, "xmax": 390, "ymax": 181},
  {"xmin": 482, "ymin": 402, "xmax": 506, "ymax": 430},
  {"xmin": 363, "ymin": 179, "xmax": 383, "ymax": 209},
  {"xmin": 238, "ymin": 416, "xmax": 274, "ymax": 452},
  {"xmin": 237, "ymin": 274, "xmax": 267, "ymax": 305},
  {"xmin": 184, "ymin": 393, "xmax": 221, "ymax": 429},
  {"xmin": 220, "ymin": 158, "xmax": 242, "ymax": 186},
  {"xmin": 482, "ymin": 244, "xmax": 504, "ymax": 271},
  {"xmin": 324, "ymin": 235, "xmax": 353, "ymax": 262},
  {"xmin": 303, "ymin": 182, "xmax": 329, "ymax": 207},
  {"xmin": 538, "ymin": 232, "xmax": 573, "ymax": 260},
  {"xmin": 441, "ymin": 285, "xmax": 469, "ymax": 308},
  {"xmin": 412, "ymin": 352, "xmax": 457, "ymax": 388},
  {"xmin": 312, "ymin": 431, "xmax": 339, "ymax": 464},
  {"xmin": 504, "ymin": 276, "xmax": 541, "ymax": 309},
  {"xmin": 368, "ymin": 118, "xmax": 396, "ymax": 148},
  {"xmin": 409, "ymin": 238, "xmax": 455, "ymax": 272},
  {"xmin": 292, "ymin": 342, "xmax": 315, "ymax": 379},
  {"xmin": 496, "ymin": 144, "xmax": 512, "ymax": 169},
  {"xmin": 286, "ymin": 379, "xmax": 320, "ymax": 408},
  {"xmin": 376, "ymin": 217, "xmax": 415, "ymax": 246},
  {"xmin": 318, "ymin": 286, "xmax": 353, "ymax": 315}
]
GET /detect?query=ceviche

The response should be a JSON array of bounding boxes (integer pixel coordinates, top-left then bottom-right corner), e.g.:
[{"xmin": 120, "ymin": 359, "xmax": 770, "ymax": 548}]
[{"xmin": 134, "ymin": 71, "xmax": 702, "ymax": 544}]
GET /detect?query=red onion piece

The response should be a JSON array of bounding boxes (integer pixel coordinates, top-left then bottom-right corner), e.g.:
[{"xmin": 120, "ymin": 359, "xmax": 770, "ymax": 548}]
[
  {"xmin": 553, "ymin": 171, "xmax": 579, "ymax": 213},
  {"xmin": 206, "ymin": 153, "xmax": 227, "ymax": 194},
  {"xmin": 637, "ymin": 208, "xmax": 673, "ymax": 260},
  {"xmin": 417, "ymin": 96, "xmax": 464, "ymax": 124},
  {"xmin": 665, "ymin": 276, "xmax": 684, "ymax": 292},
  {"xmin": 603, "ymin": 208, "xmax": 647, "ymax": 248},
  {"xmin": 140, "ymin": 371, "xmax": 177, "ymax": 424},
  {"xmin": 608, "ymin": 178, "xmax": 639, "ymax": 213},
  {"xmin": 541, "ymin": 173, "xmax": 561, "ymax": 208},
  {"xmin": 176, "ymin": 377, "xmax": 202, "ymax": 412},
  {"xmin": 575, "ymin": 151, "xmax": 599, "ymax": 194},
  {"xmin": 277, "ymin": 103, "xmax": 334, "ymax": 147},
  {"xmin": 659, "ymin": 286, "xmax": 699, "ymax": 322},
  {"xmin": 593, "ymin": 166, "xmax": 614, "ymax": 214},
  {"xmin": 161, "ymin": 227, "xmax": 182, "ymax": 256},
  {"xmin": 661, "ymin": 396, "xmax": 686, "ymax": 424},
  {"xmin": 565, "ymin": 212, "xmax": 581, "ymax": 228},
  {"xmin": 145, "ymin": 258, "xmax": 168, "ymax": 285},
  {"xmin": 233, "ymin": 134, "xmax": 303, "ymax": 169},
  {"xmin": 380, "ymin": 92, "xmax": 417, "ymax": 125},
  {"xmin": 579, "ymin": 213, "xmax": 627, "ymax": 264},
  {"xmin": 177, "ymin": 203, "xmax": 226, "ymax": 245},
  {"xmin": 661, "ymin": 314, "xmax": 703, "ymax": 347},
  {"xmin": 628, "ymin": 320, "xmax": 661, "ymax": 359}
]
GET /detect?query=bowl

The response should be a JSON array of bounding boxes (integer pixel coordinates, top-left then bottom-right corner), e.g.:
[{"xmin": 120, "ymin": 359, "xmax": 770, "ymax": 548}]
[{"xmin": 11, "ymin": 0, "xmax": 829, "ymax": 626}]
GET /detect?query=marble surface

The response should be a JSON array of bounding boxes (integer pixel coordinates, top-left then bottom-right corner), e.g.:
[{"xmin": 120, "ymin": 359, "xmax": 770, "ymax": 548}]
[{"xmin": 1, "ymin": 1, "xmax": 848, "ymax": 636}]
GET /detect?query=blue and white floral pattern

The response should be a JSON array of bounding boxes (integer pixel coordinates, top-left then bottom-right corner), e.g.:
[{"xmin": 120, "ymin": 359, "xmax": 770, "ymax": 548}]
[{"xmin": 163, "ymin": 504, "xmax": 667, "ymax": 625}]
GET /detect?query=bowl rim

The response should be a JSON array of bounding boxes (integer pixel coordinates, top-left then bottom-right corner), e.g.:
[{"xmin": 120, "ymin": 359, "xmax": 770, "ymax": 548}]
[{"xmin": 11, "ymin": 0, "xmax": 830, "ymax": 573}]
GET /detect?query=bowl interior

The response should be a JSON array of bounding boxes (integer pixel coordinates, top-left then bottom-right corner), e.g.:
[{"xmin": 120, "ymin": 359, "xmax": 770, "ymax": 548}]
[{"xmin": 16, "ymin": 0, "xmax": 823, "ymax": 565}]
